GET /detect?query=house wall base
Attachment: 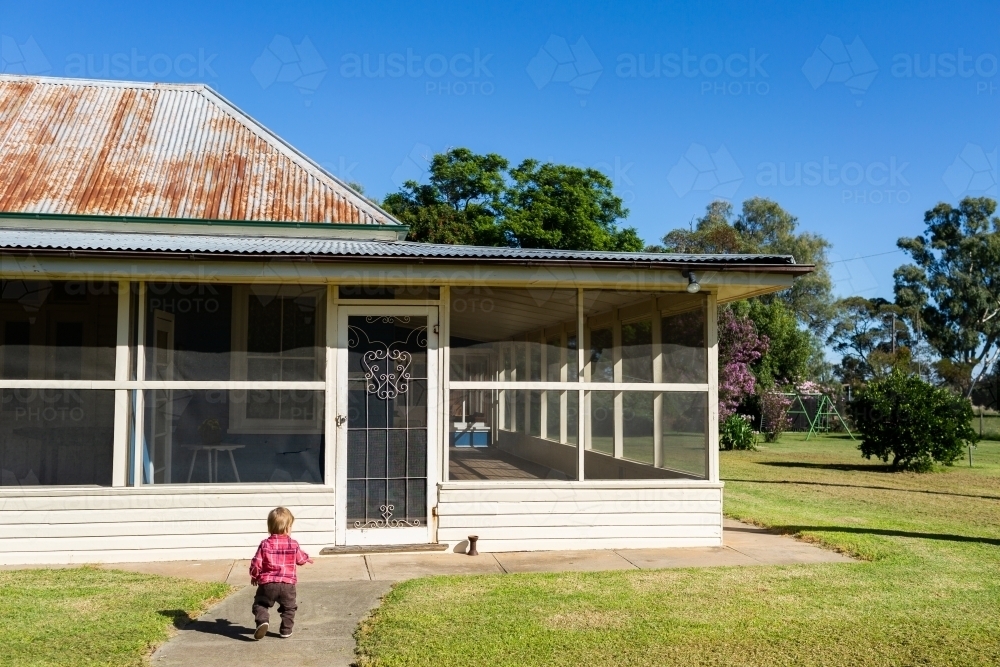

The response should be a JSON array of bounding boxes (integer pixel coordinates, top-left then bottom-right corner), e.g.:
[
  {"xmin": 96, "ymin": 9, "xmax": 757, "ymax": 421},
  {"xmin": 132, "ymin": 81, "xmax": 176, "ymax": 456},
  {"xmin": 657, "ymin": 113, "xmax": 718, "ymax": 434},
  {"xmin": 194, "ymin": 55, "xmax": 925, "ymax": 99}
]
[
  {"xmin": 436, "ymin": 480, "xmax": 724, "ymax": 553},
  {"xmin": 0, "ymin": 485, "xmax": 335, "ymax": 565}
]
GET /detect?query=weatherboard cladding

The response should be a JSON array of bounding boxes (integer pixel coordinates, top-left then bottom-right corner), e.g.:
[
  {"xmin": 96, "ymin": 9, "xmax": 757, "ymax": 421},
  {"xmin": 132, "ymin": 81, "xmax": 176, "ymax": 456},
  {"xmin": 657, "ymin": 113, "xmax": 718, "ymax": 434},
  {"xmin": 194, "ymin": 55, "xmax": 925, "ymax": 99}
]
[
  {"xmin": 0, "ymin": 75, "xmax": 393, "ymax": 225},
  {"xmin": 0, "ymin": 228, "xmax": 797, "ymax": 265}
]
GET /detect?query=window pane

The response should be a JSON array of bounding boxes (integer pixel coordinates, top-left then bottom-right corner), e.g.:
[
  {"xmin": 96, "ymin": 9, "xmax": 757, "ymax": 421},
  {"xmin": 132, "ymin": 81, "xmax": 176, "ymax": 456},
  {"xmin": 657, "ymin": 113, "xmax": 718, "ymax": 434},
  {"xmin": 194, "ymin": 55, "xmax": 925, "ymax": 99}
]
[
  {"xmin": 662, "ymin": 297, "xmax": 707, "ymax": 383},
  {"xmin": 449, "ymin": 389, "xmax": 576, "ymax": 480},
  {"xmin": 622, "ymin": 391, "xmax": 655, "ymax": 463},
  {"xmin": 585, "ymin": 390, "xmax": 708, "ymax": 480},
  {"xmin": 449, "ymin": 288, "xmax": 577, "ymax": 382},
  {"xmin": 589, "ymin": 329, "xmax": 614, "ymax": 382},
  {"xmin": 0, "ymin": 280, "xmax": 118, "ymax": 380},
  {"xmin": 142, "ymin": 390, "xmax": 324, "ymax": 484},
  {"xmin": 621, "ymin": 319, "xmax": 653, "ymax": 382},
  {"xmin": 146, "ymin": 283, "xmax": 325, "ymax": 382},
  {"xmin": 0, "ymin": 389, "xmax": 114, "ymax": 486},
  {"xmin": 662, "ymin": 392, "xmax": 708, "ymax": 478},
  {"xmin": 589, "ymin": 390, "xmax": 614, "ymax": 454}
]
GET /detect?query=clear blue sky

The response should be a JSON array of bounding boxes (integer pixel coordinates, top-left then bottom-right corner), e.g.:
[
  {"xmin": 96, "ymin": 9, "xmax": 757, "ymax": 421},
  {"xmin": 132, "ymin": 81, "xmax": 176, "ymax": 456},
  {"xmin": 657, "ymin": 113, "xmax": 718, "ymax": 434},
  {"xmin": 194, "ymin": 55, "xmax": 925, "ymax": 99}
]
[{"xmin": 2, "ymin": 0, "xmax": 998, "ymax": 301}]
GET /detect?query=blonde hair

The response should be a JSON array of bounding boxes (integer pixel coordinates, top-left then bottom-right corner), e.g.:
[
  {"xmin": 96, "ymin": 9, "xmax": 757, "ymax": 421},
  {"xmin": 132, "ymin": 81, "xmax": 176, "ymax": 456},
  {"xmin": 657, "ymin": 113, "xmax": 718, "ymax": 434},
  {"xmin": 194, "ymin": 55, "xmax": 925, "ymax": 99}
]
[{"xmin": 267, "ymin": 507, "xmax": 295, "ymax": 535}]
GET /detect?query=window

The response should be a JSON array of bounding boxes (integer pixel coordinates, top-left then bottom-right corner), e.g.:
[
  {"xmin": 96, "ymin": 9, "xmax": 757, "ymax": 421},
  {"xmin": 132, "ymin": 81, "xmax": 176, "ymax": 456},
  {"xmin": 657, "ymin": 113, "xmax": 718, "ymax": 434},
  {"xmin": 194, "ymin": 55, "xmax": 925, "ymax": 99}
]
[
  {"xmin": 0, "ymin": 389, "xmax": 115, "ymax": 487},
  {"xmin": 142, "ymin": 389, "xmax": 324, "ymax": 484},
  {"xmin": 0, "ymin": 280, "xmax": 119, "ymax": 487},
  {"xmin": 448, "ymin": 288, "xmax": 711, "ymax": 481},
  {"xmin": 448, "ymin": 288, "xmax": 578, "ymax": 480},
  {"xmin": 139, "ymin": 282, "xmax": 327, "ymax": 484},
  {"xmin": 582, "ymin": 291, "xmax": 710, "ymax": 480},
  {"xmin": 0, "ymin": 280, "xmax": 118, "ymax": 380}
]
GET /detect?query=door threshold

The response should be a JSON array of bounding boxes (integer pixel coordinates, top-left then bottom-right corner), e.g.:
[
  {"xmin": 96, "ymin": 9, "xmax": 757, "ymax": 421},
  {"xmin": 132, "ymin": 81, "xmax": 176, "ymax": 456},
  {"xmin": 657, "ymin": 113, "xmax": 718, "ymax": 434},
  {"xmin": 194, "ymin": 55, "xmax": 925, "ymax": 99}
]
[{"xmin": 320, "ymin": 543, "xmax": 449, "ymax": 555}]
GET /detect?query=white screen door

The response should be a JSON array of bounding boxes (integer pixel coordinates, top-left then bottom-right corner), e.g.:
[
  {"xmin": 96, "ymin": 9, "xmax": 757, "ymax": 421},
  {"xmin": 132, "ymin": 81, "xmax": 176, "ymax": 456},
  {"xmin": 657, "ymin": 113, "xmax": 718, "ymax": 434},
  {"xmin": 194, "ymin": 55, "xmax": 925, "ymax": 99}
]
[{"xmin": 336, "ymin": 306, "xmax": 438, "ymax": 545}]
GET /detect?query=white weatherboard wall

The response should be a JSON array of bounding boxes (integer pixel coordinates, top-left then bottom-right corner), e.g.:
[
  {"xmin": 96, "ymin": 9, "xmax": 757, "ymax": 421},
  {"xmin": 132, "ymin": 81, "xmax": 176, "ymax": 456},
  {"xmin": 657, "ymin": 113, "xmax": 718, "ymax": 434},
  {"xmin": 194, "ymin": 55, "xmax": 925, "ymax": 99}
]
[
  {"xmin": 437, "ymin": 481, "xmax": 724, "ymax": 552},
  {"xmin": 0, "ymin": 486, "xmax": 334, "ymax": 564}
]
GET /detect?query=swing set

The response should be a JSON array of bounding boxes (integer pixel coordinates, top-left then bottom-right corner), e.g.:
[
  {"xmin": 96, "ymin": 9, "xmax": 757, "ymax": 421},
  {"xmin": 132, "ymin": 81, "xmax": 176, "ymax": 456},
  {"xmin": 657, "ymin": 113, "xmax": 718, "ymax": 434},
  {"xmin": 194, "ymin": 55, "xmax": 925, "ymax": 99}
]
[{"xmin": 781, "ymin": 392, "xmax": 855, "ymax": 440}]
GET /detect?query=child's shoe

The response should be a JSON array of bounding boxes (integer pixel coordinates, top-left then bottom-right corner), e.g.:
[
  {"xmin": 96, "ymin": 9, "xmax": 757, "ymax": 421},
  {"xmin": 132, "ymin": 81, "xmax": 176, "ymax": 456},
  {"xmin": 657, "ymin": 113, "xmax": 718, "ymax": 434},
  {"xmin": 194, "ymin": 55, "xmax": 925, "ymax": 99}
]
[
  {"xmin": 254, "ymin": 622, "xmax": 269, "ymax": 640},
  {"xmin": 279, "ymin": 631, "xmax": 292, "ymax": 638}
]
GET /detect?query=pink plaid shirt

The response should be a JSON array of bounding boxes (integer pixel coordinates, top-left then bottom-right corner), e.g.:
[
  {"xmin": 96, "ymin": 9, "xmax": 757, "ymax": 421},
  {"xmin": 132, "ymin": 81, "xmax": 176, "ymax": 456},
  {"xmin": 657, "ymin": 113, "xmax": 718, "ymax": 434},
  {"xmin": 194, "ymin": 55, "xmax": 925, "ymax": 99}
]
[{"xmin": 249, "ymin": 534, "xmax": 311, "ymax": 585}]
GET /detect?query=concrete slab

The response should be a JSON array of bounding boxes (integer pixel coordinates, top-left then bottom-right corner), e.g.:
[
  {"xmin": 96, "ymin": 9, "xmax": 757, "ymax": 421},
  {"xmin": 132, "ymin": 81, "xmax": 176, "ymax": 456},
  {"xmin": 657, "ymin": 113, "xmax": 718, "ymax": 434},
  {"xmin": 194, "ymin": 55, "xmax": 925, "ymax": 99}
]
[
  {"xmin": 366, "ymin": 552, "xmax": 503, "ymax": 580},
  {"xmin": 495, "ymin": 549, "xmax": 636, "ymax": 573},
  {"xmin": 616, "ymin": 546, "xmax": 761, "ymax": 569},
  {"xmin": 226, "ymin": 560, "xmax": 252, "ymax": 586},
  {"xmin": 298, "ymin": 556, "xmax": 372, "ymax": 583},
  {"xmin": 151, "ymin": 580, "xmax": 392, "ymax": 667},
  {"xmin": 102, "ymin": 559, "xmax": 238, "ymax": 583}
]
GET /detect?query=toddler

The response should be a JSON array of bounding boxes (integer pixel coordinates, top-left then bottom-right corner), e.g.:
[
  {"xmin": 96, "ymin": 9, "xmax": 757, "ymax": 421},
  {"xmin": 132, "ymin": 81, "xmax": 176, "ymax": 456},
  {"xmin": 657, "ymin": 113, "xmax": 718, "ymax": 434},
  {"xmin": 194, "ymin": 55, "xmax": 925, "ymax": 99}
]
[{"xmin": 249, "ymin": 506, "xmax": 313, "ymax": 640}]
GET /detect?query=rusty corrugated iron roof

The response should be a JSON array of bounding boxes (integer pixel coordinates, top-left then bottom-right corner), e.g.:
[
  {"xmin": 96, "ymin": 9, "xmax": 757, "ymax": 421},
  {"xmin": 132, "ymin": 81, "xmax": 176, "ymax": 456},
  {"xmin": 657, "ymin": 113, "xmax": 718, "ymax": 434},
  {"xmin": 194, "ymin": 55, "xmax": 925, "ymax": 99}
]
[{"xmin": 0, "ymin": 75, "xmax": 397, "ymax": 225}]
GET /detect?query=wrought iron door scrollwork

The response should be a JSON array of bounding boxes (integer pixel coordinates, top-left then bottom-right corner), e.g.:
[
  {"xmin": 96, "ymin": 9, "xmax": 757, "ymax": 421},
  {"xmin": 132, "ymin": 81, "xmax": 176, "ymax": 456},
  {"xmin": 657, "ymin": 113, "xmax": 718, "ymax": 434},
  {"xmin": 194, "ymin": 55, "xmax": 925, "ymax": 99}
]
[
  {"xmin": 347, "ymin": 322, "xmax": 427, "ymax": 399},
  {"xmin": 354, "ymin": 504, "xmax": 421, "ymax": 529}
]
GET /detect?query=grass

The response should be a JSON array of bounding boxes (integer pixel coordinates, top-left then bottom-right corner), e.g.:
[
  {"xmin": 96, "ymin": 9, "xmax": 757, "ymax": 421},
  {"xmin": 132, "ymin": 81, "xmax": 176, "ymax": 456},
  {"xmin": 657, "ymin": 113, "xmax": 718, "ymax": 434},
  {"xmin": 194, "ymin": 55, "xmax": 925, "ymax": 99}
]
[
  {"xmin": 356, "ymin": 433, "xmax": 1000, "ymax": 666},
  {"xmin": 0, "ymin": 566, "xmax": 229, "ymax": 667}
]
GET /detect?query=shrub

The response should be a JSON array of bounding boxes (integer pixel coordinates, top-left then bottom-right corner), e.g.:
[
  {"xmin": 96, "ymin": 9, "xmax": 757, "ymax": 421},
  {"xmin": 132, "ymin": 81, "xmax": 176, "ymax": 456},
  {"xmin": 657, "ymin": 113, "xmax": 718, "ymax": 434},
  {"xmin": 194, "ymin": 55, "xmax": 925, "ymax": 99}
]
[
  {"xmin": 760, "ymin": 391, "xmax": 792, "ymax": 443},
  {"xmin": 851, "ymin": 370, "xmax": 977, "ymax": 471},
  {"xmin": 720, "ymin": 414, "xmax": 757, "ymax": 451}
]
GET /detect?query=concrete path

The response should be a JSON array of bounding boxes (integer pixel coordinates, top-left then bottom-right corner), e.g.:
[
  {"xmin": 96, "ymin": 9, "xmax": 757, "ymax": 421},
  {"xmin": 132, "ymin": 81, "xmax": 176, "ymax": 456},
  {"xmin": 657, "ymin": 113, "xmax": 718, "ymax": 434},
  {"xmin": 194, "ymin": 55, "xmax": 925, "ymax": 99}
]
[{"xmin": 146, "ymin": 520, "xmax": 852, "ymax": 667}]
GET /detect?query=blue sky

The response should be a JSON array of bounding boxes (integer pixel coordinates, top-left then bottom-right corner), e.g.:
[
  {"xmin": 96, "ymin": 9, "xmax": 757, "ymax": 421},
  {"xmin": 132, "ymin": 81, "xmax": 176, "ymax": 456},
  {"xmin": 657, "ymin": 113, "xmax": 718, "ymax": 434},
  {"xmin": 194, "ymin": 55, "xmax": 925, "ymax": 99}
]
[{"xmin": 2, "ymin": 0, "xmax": 998, "ymax": 302}]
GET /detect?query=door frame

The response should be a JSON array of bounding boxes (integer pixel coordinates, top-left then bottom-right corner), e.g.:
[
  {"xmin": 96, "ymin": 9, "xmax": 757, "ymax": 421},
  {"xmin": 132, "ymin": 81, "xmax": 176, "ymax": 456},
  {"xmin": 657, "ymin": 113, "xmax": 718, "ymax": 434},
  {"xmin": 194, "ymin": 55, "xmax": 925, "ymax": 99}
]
[{"xmin": 335, "ymin": 305, "xmax": 439, "ymax": 546}]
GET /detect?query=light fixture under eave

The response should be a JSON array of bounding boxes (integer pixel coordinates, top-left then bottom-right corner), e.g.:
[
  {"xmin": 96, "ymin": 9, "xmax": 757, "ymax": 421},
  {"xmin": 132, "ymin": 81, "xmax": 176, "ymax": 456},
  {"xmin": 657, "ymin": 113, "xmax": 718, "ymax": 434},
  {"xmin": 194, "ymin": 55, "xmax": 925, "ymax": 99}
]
[{"xmin": 686, "ymin": 271, "xmax": 701, "ymax": 293}]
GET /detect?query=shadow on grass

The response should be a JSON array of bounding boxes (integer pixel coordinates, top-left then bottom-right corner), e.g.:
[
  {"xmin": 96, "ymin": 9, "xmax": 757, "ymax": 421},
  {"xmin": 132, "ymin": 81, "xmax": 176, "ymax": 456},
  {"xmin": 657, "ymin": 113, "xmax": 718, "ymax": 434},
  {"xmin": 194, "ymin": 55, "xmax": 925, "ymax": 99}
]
[
  {"xmin": 723, "ymin": 477, "xmax": 1000, "ymax": 502},
  {"xmin": 775, "ymin": 525, "xmax": 1000, "ymax": 547},
  {"xmin": 761, "ymin": 461, "xmax": 897, "ymax": 473},
  {"xmin": 158, "ymin": 610, "xmax": 256, "ymax": 642}
]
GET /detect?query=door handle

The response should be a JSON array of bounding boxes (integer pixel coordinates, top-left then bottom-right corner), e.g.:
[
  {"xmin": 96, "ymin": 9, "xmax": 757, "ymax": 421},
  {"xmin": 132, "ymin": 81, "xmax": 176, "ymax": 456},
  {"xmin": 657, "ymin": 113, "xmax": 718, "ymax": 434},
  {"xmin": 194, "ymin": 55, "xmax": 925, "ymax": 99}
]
[{"xmin": 336, "ymin": 415, "xmax": 347, "ymax": 427}]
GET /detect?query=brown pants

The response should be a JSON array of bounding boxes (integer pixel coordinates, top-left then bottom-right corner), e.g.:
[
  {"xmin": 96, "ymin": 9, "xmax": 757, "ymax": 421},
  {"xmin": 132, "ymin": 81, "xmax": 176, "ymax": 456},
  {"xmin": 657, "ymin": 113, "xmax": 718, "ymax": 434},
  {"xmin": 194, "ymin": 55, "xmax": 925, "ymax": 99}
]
[{"xmin": 252, "ymin": 583, "xmax": 297, "ymax": 634}]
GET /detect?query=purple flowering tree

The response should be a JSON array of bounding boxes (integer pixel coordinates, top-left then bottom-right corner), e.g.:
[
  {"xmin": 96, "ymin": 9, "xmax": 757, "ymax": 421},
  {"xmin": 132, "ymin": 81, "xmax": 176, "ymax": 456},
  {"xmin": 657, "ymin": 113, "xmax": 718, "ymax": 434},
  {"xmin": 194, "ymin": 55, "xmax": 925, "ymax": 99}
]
[{"xmin": 718, "ymin": 307, "xmax": 769, "ymax": 420}]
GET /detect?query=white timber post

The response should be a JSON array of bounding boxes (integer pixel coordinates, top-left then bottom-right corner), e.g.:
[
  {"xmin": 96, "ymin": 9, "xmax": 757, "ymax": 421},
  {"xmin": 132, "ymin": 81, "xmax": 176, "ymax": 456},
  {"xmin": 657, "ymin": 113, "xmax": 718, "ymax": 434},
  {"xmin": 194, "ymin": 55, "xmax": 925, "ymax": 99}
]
[
  {"xmin": 707, "ymin": 292, "xmax": 720, "ymax": 481},
  {"xmin": 111, "ymin": 281, "xmax": 130, "ymax": 487}
]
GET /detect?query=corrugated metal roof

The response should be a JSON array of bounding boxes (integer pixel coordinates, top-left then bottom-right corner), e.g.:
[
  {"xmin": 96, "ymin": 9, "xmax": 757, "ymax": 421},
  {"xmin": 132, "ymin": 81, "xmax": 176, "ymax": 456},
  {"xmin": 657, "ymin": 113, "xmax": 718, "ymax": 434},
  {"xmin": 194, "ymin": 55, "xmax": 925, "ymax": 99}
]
[
  {"xmin": 0, "ymin": 75, "xmax": 396, "ymax": 225},
  {"xmin": 0, "ymin": 227, "xmax": 802, "ymax": 267}
]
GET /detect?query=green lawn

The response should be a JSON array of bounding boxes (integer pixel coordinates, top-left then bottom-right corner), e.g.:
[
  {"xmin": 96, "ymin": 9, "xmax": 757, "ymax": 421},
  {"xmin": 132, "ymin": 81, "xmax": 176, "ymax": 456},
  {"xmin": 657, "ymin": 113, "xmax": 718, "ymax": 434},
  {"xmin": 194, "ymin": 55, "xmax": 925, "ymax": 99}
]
[
  {"xmin": 0, "ymin": 566, "xmax": 229, "ymax": 667},
  {"xmin": 356, "ymin": 434, "xmax": 1000, "ymax": 666}
]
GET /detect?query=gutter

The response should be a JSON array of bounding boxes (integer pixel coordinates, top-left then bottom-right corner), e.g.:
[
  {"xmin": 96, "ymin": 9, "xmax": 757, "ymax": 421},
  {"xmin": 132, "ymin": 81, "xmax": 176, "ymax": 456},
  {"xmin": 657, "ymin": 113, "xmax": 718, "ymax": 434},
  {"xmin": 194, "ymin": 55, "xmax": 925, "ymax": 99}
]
[{"xmin": 0, "ymin": 246, "xmax": 816, "ymax": 275}]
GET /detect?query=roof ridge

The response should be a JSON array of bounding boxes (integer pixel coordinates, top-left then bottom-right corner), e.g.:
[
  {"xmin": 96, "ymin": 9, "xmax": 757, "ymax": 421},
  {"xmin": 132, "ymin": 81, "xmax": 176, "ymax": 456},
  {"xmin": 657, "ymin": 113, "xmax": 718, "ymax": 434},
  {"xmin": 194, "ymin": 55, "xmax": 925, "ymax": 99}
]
[{"xmin": 0, "ymin": 73, "xmax": 208, "ymax": 92}]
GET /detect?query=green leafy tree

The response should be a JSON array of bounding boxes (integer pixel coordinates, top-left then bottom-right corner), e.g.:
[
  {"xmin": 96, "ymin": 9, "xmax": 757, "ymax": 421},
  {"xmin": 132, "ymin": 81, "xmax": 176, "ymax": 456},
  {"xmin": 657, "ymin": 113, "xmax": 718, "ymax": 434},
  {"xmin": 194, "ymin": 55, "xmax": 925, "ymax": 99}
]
[
  {"xmin": 657, "ymin": 198, "xmax": 834, "ymax": 334},
  {"xmin": 503, "ymin": 160, "xmax": 643, "ymax": 251},
  {"xmin": 894, "ymin": 197, "xmax": 1000, "ymax": 396},
  {"xmin": 828, "ymin": 296, "xmax": 913, "ymax": 385},
  {"xmin": 382, "ymin": 148, "xmax": 642, "ymax": 251},
  {"xmin": 731, "ymin": 298, "xmax": 816, "ymax": 387},
  {"xmin": 382, "ymin": 148, "xmax": 508, "ymax": 246},
  {"xmin": 851, "ymin": 370, "xmax": 976, "ymax": 471}
]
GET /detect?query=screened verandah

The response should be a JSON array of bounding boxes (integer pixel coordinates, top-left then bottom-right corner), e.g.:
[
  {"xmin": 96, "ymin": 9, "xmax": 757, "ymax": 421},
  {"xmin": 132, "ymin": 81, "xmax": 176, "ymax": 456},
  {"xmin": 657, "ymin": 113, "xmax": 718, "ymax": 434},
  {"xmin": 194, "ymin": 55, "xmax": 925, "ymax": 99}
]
[{"xmin": 447, "ymin": 288, "xmax": 712, "ymax": 482}]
